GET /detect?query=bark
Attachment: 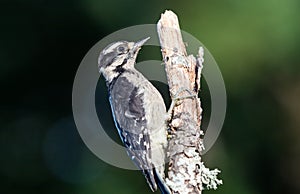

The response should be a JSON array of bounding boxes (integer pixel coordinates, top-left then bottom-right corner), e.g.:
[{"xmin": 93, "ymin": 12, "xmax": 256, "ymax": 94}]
[{"xmin": 157, "ymin": 10, "xmax": 205, "ymax": 194}]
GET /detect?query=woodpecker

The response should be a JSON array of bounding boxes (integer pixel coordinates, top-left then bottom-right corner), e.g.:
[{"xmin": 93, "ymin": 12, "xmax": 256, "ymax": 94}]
[{"xmin": 98, "ymin": 37, "xmax": 171, "ymax": 194}]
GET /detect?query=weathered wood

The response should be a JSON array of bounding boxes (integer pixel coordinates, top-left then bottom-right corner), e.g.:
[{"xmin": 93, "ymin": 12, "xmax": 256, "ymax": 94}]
[{"xmin": 157, "ymin": 10, "xmax": 204, "ymax": 194}]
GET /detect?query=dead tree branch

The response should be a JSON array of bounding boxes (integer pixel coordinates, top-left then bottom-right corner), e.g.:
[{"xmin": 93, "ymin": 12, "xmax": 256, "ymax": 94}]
[{"xmin": 157, "ymin": 10, "xmax": 204, "ymax": 194}]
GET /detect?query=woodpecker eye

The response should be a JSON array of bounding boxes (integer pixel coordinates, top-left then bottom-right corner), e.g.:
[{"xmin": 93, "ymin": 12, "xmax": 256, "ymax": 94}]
[{"xmin": 117, "ymin": 46, "xmax": 126, "ymax": 53}]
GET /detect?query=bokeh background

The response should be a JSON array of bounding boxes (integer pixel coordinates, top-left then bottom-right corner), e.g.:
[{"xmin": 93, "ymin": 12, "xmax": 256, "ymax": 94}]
[{"xmin": 1, "ymin": 0, "xmax": 300, "ymax": 193}]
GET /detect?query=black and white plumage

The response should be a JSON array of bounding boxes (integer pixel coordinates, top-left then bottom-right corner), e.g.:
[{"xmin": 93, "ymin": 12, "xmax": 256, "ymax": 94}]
[{"xmin": 98, "ymin": 38, "xmax": 170, "ymax": 194}]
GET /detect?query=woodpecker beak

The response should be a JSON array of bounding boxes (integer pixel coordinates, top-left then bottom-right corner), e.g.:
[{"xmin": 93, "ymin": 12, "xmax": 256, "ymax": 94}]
[
  {"xmin": 135, "ymin": 37, "xmax": 150, "ymax": 48},
  {"xmin": 132, "ymin": 37, "xmax": 150, "ymax": 52}
]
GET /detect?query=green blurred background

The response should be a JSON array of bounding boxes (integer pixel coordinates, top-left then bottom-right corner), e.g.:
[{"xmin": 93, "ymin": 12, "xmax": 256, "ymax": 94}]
[{"xmin": 1, "ymin": 0, "xmax": 300, "ymax": 193}]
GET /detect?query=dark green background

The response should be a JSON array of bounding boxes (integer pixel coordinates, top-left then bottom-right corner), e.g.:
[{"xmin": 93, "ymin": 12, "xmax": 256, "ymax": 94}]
[{"xmin": 1, "ymin": 0, "xmax": 300, "ymax": 193}]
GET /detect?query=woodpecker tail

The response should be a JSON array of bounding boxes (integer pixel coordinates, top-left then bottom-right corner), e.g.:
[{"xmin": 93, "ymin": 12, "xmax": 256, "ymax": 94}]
[
  {"xmin": 142, "ymin": 168, "xmax": 157, "ymax": 192},
  {"xmin": 153, "ymin": 168, "xmax": 171, "ymax": 194}
]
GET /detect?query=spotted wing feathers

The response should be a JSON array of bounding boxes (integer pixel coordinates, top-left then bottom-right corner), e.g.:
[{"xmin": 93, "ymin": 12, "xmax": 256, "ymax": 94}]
[{"xmin": 108, "ymin": 76, "xmax": 157, "ymax": 191}]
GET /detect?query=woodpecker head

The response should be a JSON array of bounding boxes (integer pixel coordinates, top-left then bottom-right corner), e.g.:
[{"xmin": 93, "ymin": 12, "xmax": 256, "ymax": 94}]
[{"xmin": 98, "ymin": 37, "xmax": 150, "ymax": 82}]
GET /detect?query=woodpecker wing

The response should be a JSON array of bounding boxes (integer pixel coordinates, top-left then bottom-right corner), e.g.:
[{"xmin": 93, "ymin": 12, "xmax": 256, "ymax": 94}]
[{"xmin": 108, "ymin": 76, "xmax": 158, "ymax": 191}]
